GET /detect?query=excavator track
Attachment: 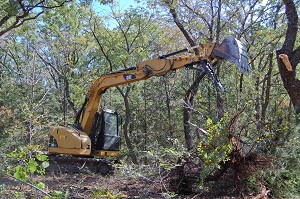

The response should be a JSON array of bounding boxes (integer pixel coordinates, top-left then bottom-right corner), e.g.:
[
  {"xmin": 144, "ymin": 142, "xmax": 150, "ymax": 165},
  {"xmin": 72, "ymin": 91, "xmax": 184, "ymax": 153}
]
[{"xmin": 47, "ymin": 155, "xmax": 114, "ymax": 175}]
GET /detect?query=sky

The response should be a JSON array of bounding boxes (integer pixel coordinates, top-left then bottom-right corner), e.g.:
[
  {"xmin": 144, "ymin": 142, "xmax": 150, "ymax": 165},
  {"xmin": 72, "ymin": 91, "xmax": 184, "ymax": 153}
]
[
  {"xmin": 92, "ymin": 0, "xmax": 139, "ymax": 16},
  {"xmin": 91, "ymin": 0, "xmax": 145, "ymax": 29}
]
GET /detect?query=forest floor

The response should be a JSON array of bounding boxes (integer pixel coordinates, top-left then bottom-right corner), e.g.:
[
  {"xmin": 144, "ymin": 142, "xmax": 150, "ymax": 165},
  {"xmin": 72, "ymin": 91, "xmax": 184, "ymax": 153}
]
[
  {"xmin": 0, "ymin": 168, "xmax": 270, "ymax": 199},
  {"xmin": 0, "ymin": 170, "xmax": 184, "ymax": 199}
]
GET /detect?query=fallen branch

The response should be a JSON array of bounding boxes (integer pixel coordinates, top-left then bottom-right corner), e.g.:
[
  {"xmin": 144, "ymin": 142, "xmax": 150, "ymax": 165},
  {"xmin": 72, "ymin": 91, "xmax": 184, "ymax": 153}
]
[{"xmin": 6, "ymin": 174, "xmax": 53, "ymax": 198}]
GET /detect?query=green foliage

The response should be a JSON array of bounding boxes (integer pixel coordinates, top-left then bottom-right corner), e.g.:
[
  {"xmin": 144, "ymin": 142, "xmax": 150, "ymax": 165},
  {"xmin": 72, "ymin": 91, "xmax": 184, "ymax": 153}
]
[
  {"xmin": 262, "ymin": 126, "xmax": 300, "ymax": 198},
  {"xmin": 0, "ymin": 0, "xmax": 300, "ymax": 197},
  {"xmin": 13, "ymin": 165, "xmax": 28, "ymax": 181},
  {"xmin": 197, "ymin": 113, "xmax": 232, "ymax": 187},
  {"xmin": 32, "ymin": 181, "xmax": 46, "ymax": 189},
  {"xmin": 51, "ymin": 189, "xmax": 70, "ymax": 199},
  {"xmin": 7, "ymin": 145, "xmax": 49, "ymax": 181},
  {"xmin": 15, "ymin": 191, "xmax": 24, "ymax": 198},
  {"xmin": 198, "ymin": 114, "xmax": 232, "ymax": 168},
  {"xmin": 115, "ymin": 139, "xmax": 188, "ymax": 187},
  {"xmin": 89, "ymin": 188, "xmax": 124, "ymax": 199},
  {"xmin": 0, "ymin": 0, "xmax": 73, "ymax": 36},
  {"xmin": 244, "ymin": 174, "xmax": 260, "ymax": 193},
  {"xmin": 145, "ymin": 138, "xmax": 188, "ymax": 168},
  {"xmin": 52, "ymin": 190, "xmax": 64, "ymax": 198}
]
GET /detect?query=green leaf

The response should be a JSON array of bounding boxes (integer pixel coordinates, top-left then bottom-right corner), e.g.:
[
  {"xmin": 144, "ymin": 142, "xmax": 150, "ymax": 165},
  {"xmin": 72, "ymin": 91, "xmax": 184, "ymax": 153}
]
[
  {"xmin": 41, "ymin": 161, "xmax": 50, "ymax": 169},
  {"xmin": 14, "ymin": 165, "xmax": 28, "ymax": 181},
  {"xmin": 206, "ymin": 118, "xmax": 213, "ymax": 126},
  {"xmin": 28, "ymin": 158, "xmax": 38, "ymax": 172},
  {"xmin": 36, "ymin": 153, "xmax": 48, "ymax": 162},
  {"xmin": 52, "ymin": 190, "xmax": 64, "ymax": 197},
  {"xmin": 15, "ymin": 192, "xmax": 23, "ymax": 198},
  {"xmin": 32, "ymin": 180, "xmax": 37, "ymax": 186},
  {"xmin": 37, "ymin": 182, "xmax": 45, "ymax": 189}
]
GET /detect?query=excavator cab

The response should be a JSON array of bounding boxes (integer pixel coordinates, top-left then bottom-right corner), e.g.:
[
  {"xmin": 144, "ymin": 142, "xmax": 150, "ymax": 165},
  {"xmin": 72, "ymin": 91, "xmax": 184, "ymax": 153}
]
[{"xmin": 90, "ymin": 109, "xmax": 121, "ymax": 156}]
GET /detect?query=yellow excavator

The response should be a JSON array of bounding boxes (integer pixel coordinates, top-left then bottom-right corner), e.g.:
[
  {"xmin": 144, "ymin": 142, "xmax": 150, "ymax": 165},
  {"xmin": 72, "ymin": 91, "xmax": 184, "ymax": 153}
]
[{"xmin": 48, "ymin": 37, "xmax": 250, "ymax": 175}]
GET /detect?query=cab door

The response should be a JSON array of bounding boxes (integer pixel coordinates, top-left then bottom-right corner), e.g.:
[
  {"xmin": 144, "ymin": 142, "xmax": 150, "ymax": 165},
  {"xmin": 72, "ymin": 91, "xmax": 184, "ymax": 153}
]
[{"xmin": 91, "ymin": 109, "xmax": 121, "ymax": 152}]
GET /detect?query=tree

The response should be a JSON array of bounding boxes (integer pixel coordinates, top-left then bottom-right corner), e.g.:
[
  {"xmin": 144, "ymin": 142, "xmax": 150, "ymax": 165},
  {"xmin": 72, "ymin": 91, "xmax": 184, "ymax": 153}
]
[
  {"xmin": 276, "ymin": 0, "xmax": 300, "ymax": 115},
  {"xmin": 0, "ymin": 0, "xmax": 71, "ymax": 36},
  {"xmin": 33, "ymin": 2, "xmax": 96, "ymax": 126},
  {"xmin": 90, "ymin": 5, "xmax": 156, "ymax": 164},
  {"xmin": 161, "ymin": 0, "xmax": 244, "ymax": 150},
  {"xmin": 0, "ymin": 25, "xmax": 52, "ymax": 151}
]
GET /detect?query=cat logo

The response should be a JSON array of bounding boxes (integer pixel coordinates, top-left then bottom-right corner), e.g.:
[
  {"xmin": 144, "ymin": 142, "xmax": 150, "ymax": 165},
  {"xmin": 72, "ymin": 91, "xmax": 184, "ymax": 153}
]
[
  {"xmin": 123, "ymin": 74, "xmax": 136, "ymax": 80},
  {"xmin": 60, "ymin": 135, "xmax": 67, "ymax": 139}
]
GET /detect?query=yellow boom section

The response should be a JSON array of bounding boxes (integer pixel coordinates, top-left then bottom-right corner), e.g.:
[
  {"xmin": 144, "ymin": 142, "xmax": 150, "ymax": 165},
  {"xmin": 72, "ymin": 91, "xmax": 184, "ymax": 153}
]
[{"xmin": 80, "ymin": 54, "xmax": 212, "ymax": 134}]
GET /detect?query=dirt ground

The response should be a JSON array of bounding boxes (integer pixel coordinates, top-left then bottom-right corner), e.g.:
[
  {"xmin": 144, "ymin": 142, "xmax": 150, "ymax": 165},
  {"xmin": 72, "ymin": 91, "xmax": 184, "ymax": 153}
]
[
  {"xmin": 0, "ymin": 171, "xmax": 179, "ymax": 199},
  {"xmin": 0, "ymin": 170, "xmax": 271, "ymax": 199}
]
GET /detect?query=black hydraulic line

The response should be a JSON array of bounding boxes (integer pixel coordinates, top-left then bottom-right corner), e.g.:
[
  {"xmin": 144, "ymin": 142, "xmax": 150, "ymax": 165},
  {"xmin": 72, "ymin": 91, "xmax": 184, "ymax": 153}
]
[
  {"xmin": 144, "ymin": 59, "xmax": 175, "ymax": 77},
  {"xmin": 159, "ymin": 48, "xmax": 189, "ymax": 59},
  {"xmin": 158, "ymin": 45, "xmax": 201, "ymax": 59},
  {"xmin": 185, "ymin": 60, "xmax": 227, "ymax": 92},
  {"xmin": 110, "ymin": 66, "xmax": 137, "ymax": 74}
]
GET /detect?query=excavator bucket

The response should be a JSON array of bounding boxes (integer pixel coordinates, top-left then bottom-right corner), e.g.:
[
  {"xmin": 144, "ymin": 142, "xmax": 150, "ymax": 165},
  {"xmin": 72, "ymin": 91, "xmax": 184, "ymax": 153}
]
[{"xmin": 212, "ymin": 37, "xmax": 250, "ymax": 74}]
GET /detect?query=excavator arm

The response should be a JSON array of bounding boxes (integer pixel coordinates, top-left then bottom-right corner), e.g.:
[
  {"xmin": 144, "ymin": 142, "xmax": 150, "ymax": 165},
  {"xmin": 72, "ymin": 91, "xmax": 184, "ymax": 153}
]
[
  {"xmin": 80, "ymin": 57, "xmax": 211, "ymax": 134},
  {"xmin": 49, "ymin": 37, "xmax": 250, "ymax": 160},
  {"xmin": 78, "ymin": 37, "xmax": 249, "ymax": 134}
]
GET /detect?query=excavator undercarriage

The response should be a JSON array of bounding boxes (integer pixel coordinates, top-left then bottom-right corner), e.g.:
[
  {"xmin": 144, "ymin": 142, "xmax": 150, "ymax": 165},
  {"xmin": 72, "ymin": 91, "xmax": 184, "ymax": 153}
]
[{"xmin": 47, "ymin": 155, "xmax": 115, "ymax": 175}]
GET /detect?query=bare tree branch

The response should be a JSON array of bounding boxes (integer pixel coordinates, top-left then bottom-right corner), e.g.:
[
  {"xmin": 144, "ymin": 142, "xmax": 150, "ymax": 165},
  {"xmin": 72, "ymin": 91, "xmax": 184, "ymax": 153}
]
[{"xmin": 0, "ymin": 0, "xmax": 71, "ymax": 36}]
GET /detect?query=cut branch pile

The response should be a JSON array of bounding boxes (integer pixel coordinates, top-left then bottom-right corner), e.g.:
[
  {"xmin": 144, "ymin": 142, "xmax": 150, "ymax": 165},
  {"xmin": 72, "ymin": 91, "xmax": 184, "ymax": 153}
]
[
  {"xmin": 162, "ymin": 154, "xmax": 204, "ymax": 195},
  {"xmin": 162, "ymin": 107, "xmax": 273, "ymax": 197}
]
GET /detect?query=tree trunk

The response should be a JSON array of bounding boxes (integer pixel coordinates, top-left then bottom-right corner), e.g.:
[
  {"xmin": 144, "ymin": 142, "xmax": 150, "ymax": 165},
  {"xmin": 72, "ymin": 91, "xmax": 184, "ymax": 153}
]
[
  {"xmin": 261, "ymin": 53, "xmax": 273, "ymax": 121},
  {"xmin": 167, "ymin": 3, "xmax": 201, "ymax": 150},
  {"xmin": 143, "ymin": 82, "xmax": 147, "ymax": 152},
  {"xmin": 277, "ymin": 0, "xmax": 300, "ymax": 115},
  {"xmin": 183, "ymin": 72, "xmax": 206, "ymax": 151},
  {"xmin": 163, "ymin": 79, "xmax": 174, "ymax": 138},
  {"xmin": 117, "ymin": 86, "xmax": 139, "ymax": 165}
]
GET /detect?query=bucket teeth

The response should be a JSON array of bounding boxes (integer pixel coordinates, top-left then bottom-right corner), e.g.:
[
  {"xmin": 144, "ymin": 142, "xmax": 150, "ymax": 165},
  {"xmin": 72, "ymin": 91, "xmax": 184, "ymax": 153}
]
[{"xmin": 212, "ymin": 37, "xmax": 250, "ymax": 74}]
